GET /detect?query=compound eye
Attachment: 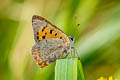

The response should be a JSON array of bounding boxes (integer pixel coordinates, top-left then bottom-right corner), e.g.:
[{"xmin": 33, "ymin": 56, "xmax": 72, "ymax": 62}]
[
  {"xmin": 69, "ymin": 36, "xmax": 74, "ymax": 42},
  {"xmin": 70, "ymin": 37, "xmax": 74, "ymax": 41}
]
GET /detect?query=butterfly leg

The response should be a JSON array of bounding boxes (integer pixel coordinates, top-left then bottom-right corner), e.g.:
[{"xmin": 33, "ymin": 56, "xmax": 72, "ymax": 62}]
[
  {"xmin": 71, "ymin": 47, "xmax": 78, "ymax": 58},
  {"xmin": 69, "ymin": 49, "xmax": 74, "ymax": 60}
]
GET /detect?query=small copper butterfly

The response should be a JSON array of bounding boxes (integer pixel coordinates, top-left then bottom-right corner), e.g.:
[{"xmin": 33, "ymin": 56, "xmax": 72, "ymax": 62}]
[{"xmin": 31, "ymin": 15, "xmax": 74, "ymax": 68}]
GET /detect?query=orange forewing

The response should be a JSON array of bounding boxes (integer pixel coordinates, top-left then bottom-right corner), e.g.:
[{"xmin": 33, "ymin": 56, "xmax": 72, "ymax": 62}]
[
  {"xmin": 38, "ymin": 25, "xmax": 62, "ymax": 40},
  {"xmin": 32, "ymin": 15, "xmax": 69, "ymax": 42}
]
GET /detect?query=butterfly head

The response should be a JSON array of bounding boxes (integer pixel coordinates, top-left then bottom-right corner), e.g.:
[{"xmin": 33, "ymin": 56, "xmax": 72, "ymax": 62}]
[{"xmin": 69, "ymin": 36, "xmax": 75, "ymax": 44}]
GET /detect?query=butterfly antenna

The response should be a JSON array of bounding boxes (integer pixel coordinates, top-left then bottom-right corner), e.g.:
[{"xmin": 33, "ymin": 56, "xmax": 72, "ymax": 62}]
[
  {"xmin": 71, "ymin": 16, "xmax": 80, "ymax": 37},
  {"xmin": 71, "ymin": 16, "xmax": 77, "ymax": 35}
]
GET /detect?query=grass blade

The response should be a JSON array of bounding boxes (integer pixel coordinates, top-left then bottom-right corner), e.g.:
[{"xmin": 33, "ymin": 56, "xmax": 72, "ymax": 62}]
[
  {"xmin": 77, "ymin": 60, "xmax": 85, "ymax": 80},
  {"xmin": 55, "ymin": 58, "xmax": 85, "ymax": 80}
]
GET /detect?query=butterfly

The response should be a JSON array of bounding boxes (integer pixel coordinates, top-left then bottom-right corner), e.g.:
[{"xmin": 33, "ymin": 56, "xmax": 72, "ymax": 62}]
[{"xmin": 31, "ymin": 15, "xmax": 74, "ymax": 68}]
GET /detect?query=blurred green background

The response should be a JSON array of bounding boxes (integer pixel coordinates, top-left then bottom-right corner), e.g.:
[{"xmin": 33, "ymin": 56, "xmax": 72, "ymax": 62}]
[{"xmin": 0, "ymin": 0, "xmax": 120, "ymax": 80}]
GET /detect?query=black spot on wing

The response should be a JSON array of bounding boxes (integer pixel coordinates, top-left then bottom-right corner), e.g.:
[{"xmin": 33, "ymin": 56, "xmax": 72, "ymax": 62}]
[
  {"xmin": 37, "ymin": 36, "xmax": 39, "ymax": 40},
  {"xmin": 55, "ymin": 33, "xmax": 57, "ymax": 36},
  {"xmin": 50, "ymin": 30, "xmax": 53, "ymax": 34},
  {"xmin": 42, "ymin": 24, "xmax": 48, "ymax": 32},
  {"xmin": 37, "ymin": 32, "xmax": 39, "ymax": 35},
  {"xmin": 42, "ymin": 36, "xmax": 46, "ymax": 39},
  {"xmin": 42, "ymin": 27, "xmax": 46, "ymax": 32},
  {"xmin": 36, "ymin": 32, "xmax": 41, "ymax": 41},
  {"xmin": 45, "ymin": 32, "xmax": 47, "ymax": 35},
  {"xmin": 60, "ymin": 36, "xmax": 62, "ymax": 39}
]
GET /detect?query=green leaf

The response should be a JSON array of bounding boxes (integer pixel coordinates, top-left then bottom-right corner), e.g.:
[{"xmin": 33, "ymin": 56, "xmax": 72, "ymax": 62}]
[
  {"xmin": 55, "ymin": 58, "xmax": 85, "ymax": 80},
  {"xmin": 77, "ymin": 60, "xmax": 85, "ymax": 80}
]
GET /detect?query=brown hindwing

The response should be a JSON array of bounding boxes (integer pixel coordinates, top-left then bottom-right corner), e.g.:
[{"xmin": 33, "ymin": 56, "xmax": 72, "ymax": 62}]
[{"xmin": 31, "ymin": 38, "xmax": 67, "ymax": 68}]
